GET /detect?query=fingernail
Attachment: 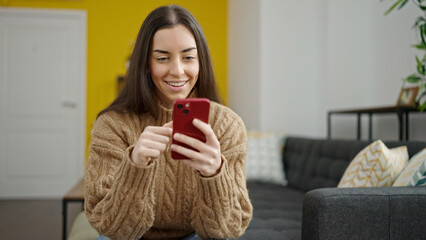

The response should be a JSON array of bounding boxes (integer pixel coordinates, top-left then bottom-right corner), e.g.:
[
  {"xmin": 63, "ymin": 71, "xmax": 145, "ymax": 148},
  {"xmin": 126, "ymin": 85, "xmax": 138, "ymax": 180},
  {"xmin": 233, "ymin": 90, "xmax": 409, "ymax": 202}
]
[{"xmin": 193, "ymin": 118, "xmax": 200, "ymax": 124}]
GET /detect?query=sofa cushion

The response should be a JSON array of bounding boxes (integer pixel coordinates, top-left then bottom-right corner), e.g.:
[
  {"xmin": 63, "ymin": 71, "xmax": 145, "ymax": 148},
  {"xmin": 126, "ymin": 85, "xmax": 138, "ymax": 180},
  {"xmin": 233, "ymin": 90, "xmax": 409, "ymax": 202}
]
[
  {"xmin": 393, "ymin": 148, "xmax": 426, "ymax": 186},
  {"xmin": 302, "ymin": 187, "xmax": 426, "ymax": 240},
  {"xmin": 282, "ymin": 137, "xmax": 426, "ymax": 192},
  {"xmin": 241, "ymin": 181, "xmax": 305, "ymax": 240},
  {"xmin": 246, "ymin": 130, "xmax": 287, "ymax": 185},
  {"xmin": 338, "ymin": 140, "xmax": 408, "ymax": 187}
]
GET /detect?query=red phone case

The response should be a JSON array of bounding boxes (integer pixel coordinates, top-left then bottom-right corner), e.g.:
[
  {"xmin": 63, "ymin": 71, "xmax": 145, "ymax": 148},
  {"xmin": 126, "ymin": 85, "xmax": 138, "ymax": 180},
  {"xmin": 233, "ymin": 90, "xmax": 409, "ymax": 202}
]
[{"xmin": 172, "ymin": 98, "xmax": 210, "ymax": 160}]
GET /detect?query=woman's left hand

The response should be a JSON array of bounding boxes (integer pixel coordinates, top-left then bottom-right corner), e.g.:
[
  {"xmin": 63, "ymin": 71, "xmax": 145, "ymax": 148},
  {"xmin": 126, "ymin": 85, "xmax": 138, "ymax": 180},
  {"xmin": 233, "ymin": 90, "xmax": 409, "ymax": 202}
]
[{"xmin": 171, "ymin": 118, "xmax": 222, "ymax": 177}]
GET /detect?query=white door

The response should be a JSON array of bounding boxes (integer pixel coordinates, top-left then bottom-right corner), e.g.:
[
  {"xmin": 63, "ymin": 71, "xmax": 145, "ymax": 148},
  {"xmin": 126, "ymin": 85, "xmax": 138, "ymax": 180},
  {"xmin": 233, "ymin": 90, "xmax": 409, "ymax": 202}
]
[{"xmin": 0, "ymin": 8, "xmax": 87, "ymax": 198}]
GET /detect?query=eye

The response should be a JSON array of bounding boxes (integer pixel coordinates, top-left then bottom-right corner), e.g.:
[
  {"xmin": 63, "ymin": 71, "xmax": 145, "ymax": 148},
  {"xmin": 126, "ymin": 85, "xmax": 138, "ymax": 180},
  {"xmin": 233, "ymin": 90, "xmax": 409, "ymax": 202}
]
[
  {"xmin": 156, "ymin": 57, "xmax": 168, "ymax": 62},
  {"xmin": 183, "ymin": 56, "xmax": 196, "ymax": 61}
]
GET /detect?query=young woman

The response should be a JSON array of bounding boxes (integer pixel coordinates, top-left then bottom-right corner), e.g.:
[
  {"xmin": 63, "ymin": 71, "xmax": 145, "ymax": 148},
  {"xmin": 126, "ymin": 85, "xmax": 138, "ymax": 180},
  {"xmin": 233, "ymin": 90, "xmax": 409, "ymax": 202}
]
[{"xmin": 84, "ymin": 5, "xmax": 252, "ymax": 240}]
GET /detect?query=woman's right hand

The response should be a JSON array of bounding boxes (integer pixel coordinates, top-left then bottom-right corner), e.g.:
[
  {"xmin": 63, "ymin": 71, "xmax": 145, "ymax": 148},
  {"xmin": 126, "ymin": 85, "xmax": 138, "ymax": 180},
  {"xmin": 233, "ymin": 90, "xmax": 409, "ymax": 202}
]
[{"xmin": 131, "ymin": 121, "xmax": 173, "ymax": 167}]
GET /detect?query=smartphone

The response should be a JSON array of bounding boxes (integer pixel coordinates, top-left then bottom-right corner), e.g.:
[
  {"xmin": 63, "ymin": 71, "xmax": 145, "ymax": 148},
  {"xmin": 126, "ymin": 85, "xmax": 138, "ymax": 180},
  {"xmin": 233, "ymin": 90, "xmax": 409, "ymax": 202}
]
[{"xmin": 172, "ymin": 98, "xmax": 210, "ymax": 160}]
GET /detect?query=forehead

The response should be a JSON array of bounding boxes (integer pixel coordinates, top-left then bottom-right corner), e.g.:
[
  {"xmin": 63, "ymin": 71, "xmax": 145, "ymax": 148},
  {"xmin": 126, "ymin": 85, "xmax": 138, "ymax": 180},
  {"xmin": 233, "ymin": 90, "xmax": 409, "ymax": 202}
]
[{"xmin": 152, "ymin": 24, "xmax": 197, "ymax": 50}]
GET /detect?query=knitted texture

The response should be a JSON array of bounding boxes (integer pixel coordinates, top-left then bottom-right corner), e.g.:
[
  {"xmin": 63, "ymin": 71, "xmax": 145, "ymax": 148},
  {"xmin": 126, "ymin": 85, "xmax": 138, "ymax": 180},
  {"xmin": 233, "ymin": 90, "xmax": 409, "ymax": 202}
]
[{"xmin": 84, "ymin": 101, "xmax": 253, "ymax": 240}]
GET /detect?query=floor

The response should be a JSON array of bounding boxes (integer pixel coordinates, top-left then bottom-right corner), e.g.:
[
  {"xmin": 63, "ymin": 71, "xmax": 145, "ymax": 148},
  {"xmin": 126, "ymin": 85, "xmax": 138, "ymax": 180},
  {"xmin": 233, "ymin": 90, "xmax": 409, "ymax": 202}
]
[{"xmin": 0, "ymin": 199, "xmax": 82, "ymax": 240}]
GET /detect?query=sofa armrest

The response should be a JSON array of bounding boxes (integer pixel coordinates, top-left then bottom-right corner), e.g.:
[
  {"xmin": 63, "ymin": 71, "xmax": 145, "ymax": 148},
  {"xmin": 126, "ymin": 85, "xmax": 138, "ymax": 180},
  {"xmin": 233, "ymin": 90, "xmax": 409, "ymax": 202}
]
[{"xmin": 302, "ymin": 187, "xmax": 426, "ymax": 240}]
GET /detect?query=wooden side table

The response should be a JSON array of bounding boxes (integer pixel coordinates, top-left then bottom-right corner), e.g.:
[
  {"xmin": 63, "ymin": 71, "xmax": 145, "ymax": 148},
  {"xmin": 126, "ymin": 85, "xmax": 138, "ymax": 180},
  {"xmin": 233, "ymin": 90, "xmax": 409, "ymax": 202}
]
[
  {"xmin": 62, "ymin": 178, "xmax": 85, "ymax": 240},
  {"xmin": 327, "ymin": 105, "xmax": 421, "ymax": 141}
]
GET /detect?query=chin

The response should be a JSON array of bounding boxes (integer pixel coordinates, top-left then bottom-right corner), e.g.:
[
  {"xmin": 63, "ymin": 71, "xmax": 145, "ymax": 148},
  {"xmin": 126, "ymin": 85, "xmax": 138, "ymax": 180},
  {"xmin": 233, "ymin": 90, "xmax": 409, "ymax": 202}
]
[
  {"xmin": 165, "ymin": 95, "xmax": 185, "ymax": 106},
  {"xmin": 172, "ymin": 92, "xmax": 191, "ymax": 100}
]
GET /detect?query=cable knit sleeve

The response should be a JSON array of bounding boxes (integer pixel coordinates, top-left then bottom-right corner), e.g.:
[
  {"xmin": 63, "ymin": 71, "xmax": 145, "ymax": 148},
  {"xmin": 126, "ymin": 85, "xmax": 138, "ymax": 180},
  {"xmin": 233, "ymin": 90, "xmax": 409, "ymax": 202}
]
[
  {"xmin": 190, "ymin": 104, "xmax": 253, "ymax": 239},
  {"xmin": 84, "ymin": 112, "xmax": 157, "ymax": 240}
]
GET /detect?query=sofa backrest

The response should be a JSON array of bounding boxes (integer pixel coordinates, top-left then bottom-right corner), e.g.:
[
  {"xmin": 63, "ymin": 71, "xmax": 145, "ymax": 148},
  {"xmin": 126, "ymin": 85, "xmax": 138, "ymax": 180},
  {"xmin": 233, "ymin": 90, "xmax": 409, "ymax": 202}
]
[{"xmin": 282, "ymin": 137, "xmax": 426, "ymax": 192}]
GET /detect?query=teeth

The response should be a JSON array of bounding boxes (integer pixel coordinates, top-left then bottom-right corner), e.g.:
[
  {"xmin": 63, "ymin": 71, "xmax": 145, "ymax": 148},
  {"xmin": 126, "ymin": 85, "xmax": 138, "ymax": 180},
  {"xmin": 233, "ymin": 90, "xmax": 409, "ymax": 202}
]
[{"xmin": 167, "ymin": 81, "xmax": 186, "ymax": 87}]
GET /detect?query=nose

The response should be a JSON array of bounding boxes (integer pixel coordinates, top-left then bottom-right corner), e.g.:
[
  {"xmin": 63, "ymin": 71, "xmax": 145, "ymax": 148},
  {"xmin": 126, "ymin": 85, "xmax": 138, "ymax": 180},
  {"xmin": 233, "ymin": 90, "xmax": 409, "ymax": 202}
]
[{"xmin": 170, "ymin": 59, "xmax": 184, "ymax": 76}]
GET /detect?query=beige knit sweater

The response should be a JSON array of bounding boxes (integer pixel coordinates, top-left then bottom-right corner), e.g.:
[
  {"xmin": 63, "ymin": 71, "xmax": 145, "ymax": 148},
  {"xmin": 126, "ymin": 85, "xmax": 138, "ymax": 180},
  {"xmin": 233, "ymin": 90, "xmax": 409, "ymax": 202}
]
[{"xmin": 84, "ymin": 101, "xmax": 253, "ymax": 240}]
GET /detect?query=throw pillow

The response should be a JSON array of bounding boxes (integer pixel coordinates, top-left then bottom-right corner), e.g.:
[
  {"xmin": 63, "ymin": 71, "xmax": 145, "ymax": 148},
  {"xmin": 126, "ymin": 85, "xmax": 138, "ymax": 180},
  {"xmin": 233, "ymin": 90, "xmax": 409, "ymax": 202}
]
[
  {"xmin": 338, "ymin": 140, "xmax": 408, "ymax": 188},
  {"xmin": 245, "ymin": 130, "xmax": 287, "ymax": 185},
  {"xmin": 393, "ymin": 148, "xmax": 426, "ymax": 187}
]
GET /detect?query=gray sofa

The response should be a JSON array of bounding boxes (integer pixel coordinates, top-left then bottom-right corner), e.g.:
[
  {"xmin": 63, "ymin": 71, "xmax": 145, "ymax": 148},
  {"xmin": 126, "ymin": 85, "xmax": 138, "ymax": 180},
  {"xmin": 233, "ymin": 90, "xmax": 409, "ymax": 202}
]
[{"xmin": 241, "ymin": 136, "xmax": 426, "ymax": 240}]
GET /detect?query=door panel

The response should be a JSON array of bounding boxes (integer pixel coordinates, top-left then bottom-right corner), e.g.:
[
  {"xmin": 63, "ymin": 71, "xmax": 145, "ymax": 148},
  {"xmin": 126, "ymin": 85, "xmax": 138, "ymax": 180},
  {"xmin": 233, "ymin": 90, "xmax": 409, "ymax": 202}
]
[
  {"xmin": 0, "ymin": 8, "xmax": 86, "ymax": 198},
  {"xmin": 6, "ymin": 130, "xmax": 66, "ymax": 177},
  {"xmin": 7, "ymin": 25, "xmax": 65, "ymax": 117}
]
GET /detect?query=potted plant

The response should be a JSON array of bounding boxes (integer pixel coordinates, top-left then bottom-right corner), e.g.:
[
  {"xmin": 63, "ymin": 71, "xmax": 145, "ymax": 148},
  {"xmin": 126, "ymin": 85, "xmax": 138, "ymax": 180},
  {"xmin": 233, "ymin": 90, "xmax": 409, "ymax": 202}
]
[{"xmin": 385, "ymin": 0, "xmax": 426, "ymax": 111}]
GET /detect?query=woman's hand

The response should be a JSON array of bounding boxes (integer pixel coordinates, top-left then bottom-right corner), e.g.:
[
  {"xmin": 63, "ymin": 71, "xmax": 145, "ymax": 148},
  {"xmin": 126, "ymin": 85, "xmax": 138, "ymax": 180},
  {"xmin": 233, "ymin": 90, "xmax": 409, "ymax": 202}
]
[
  {"xmin": 171, "ymin": 119, "xmax": 222, "ymax": 177},
  {"xmin": 131, "ymin": 121, "xmax": 173, "ymax": 167}
]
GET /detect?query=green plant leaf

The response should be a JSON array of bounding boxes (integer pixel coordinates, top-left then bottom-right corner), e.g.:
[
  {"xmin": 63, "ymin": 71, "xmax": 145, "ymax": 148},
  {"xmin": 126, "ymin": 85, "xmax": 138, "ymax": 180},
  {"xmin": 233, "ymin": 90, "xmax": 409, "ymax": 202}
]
[
  {"xmin": 405, "ymin": 74, "xmax": 422, "ymax": 83},
  {"xmin": 416, "ymin": 56, "xmax": 422, "ymax": 65},
  {"xmin": 417, "ymin": 89, "xmax": 426, "ymax": 111},
  {"xmin": 414, "ymin": 16, "xmax": 426, "ymax": 28},
  {"xmin": 421, "ymin": 25, "xmax": 426, "ymax": 46},
  {"xmin": 413, "ymin": 43, "xmax": 426, "ymax": 50},
  {"xmin": 417, "ymin": 66, "xmax": 423, "ymax": 75},
  {"xmin": 416, "ymin": 56, "xmax": 426, "ymax": 74},
  {"xmin": 418, "ymin": 90, "xmax": 426, "ymax": 99},
  {"xmin": 385, "ymin": 0, "xmax": 404, "ymax": 15},
  {"xmin": 421, "ymin": 83, "xmax": 426, "ymax": 93},
  {"xmin": 417, "ymin": 61, "xmax": 423, "ymax": 74},
  {"xmin": 418, "ymin": 101, "xmax": 426, "ymax": 111},
  {"xmin": 398, "ymin": 0, "xmax": 410, "ymax": 9}
]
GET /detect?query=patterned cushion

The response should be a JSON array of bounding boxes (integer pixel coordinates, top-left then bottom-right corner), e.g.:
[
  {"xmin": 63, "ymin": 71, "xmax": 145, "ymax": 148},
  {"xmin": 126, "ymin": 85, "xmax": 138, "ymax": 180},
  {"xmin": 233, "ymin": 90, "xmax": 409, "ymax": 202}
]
[
  {"xmin": 393, "ymin": 148, "xmax": 426, "ymax": 186},
  {"xmin": 338, "ymin": 140, "xmax": 408, "ymax": 188},
  {"xmin": 245, "ymin": 130, "xmax": 287, "ymax": 185}
]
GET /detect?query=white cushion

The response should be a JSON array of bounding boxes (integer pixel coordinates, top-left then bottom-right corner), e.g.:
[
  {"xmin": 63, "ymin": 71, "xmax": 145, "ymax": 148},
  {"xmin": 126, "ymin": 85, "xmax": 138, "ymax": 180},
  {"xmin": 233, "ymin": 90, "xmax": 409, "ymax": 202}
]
[{"xmin": 245, "ymin": 130, "xmax": 287, "ymax": 185}]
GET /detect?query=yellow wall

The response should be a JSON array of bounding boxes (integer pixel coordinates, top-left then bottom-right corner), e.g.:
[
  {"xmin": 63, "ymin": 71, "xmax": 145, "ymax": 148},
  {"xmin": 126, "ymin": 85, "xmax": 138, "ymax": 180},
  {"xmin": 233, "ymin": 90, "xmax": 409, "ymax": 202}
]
[{"xmin": 0, "ymin": 0, "xmax": 228, "ymax": 159}]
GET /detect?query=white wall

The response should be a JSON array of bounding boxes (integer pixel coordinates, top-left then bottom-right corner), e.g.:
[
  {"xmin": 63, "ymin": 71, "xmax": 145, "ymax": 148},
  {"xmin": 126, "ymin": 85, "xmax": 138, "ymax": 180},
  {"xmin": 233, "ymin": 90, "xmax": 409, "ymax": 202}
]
[
  {"xmin": 228, "ymin": 0, "xmax": 426, "ymax": 141},
  {"xmin": 259, "ymin": 0, "xmax": 326, "ymax": 135},
  {"xmin": 228, "ymin": 0, "xmax": 261, "ymax": 129}
]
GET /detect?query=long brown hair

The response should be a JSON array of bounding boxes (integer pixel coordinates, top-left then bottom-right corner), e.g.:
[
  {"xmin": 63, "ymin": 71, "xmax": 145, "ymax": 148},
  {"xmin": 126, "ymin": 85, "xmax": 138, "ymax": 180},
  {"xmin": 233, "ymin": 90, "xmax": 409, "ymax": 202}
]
[{"xmin": 98, "ymin": 5, "xmax": 222, "ymax": 118}]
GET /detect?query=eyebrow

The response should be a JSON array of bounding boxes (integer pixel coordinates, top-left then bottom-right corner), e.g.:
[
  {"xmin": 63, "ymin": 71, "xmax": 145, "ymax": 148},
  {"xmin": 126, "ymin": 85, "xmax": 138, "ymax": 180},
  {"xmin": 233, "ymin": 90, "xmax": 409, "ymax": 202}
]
[{"xmin": 152, "ymin": 47, "xmax": 197, "ymax": 54}]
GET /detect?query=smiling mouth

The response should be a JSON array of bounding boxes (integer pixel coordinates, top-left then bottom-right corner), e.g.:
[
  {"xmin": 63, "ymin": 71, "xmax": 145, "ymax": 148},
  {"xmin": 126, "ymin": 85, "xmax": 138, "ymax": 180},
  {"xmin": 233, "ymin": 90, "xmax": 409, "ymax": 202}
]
[{"xmin": 166, "ymin": 81, "xmax": 188, "ymax": 87}]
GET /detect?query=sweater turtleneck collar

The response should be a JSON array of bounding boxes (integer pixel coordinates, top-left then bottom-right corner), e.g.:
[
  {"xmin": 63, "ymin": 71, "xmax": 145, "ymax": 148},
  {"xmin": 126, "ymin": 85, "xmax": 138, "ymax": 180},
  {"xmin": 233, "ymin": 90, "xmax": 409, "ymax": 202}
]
[
  {"xmin": 154, "ymin": 89, "xmax": 198, "ymax": 124},
  {"xmin": 155, "ymin": 100, "xmax": 173, "ymax": 124}
]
